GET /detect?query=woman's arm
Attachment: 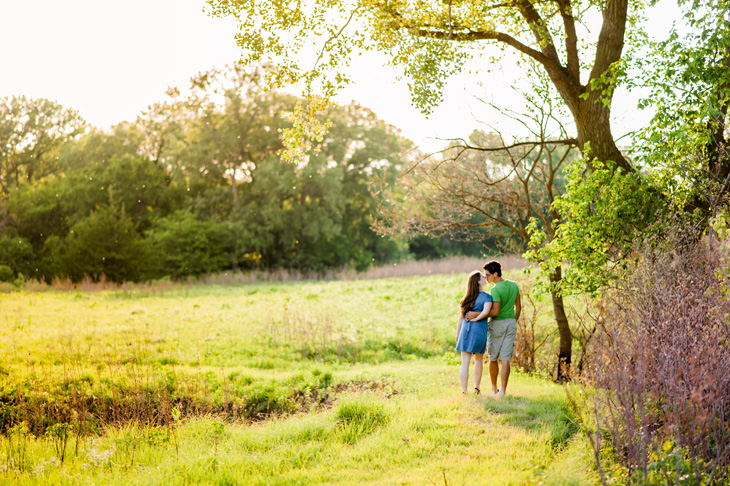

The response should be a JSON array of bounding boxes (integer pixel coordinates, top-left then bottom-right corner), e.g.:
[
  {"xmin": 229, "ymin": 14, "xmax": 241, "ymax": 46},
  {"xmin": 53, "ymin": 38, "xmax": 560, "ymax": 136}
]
[
  {"xmin": 487, "ymin": 301, "xmax": 501, "ymax": 317},
  {"xmin": 456, "ymin": 316, "xmax": 463, "ymax": 342},
  {"xmin": 467, "ymin": 302, "xmax": 492, "ymax": 322}
]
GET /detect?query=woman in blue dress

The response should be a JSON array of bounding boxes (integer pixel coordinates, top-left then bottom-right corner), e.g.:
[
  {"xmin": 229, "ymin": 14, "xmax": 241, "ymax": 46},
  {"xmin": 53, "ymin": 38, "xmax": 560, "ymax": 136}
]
[{"xmin": 455, "ymin": 270, "xmax": 493, "ymax": 395}]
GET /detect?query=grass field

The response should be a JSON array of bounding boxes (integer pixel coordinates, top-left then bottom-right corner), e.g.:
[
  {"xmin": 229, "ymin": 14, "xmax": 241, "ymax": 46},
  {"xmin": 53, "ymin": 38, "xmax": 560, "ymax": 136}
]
[{"xmin": 0, "ymin": 271, "xmax": 598, "ymax": 485}]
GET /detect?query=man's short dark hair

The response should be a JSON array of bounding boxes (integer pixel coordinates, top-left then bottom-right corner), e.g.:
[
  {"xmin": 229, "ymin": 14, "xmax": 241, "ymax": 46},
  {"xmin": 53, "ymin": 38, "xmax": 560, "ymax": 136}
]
[{"xmin": 483, "ymin": 260, "xmax": 502, "ymax": 277}]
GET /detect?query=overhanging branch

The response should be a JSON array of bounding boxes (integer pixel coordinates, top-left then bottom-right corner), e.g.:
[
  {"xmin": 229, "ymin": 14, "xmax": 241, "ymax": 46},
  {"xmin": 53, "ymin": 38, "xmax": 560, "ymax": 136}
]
[{"xmin": 441, "ymin": 137, "xmax": 578, "ymax": 152}]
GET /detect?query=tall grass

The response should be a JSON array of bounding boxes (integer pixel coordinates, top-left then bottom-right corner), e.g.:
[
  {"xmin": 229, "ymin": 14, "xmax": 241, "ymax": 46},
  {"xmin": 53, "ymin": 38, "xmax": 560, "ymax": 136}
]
[
  {"xmin": 0, "ymin": 363, "xmax": 596, "ymax": 485},
  {"xmin": 3, "ymin": 255, "xmax": 527, "ymax": 293}
]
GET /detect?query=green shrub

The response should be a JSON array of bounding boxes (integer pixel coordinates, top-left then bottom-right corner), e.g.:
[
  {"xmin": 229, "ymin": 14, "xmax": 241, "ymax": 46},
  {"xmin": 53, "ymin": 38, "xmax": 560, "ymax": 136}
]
[
  {"xmin": 0, "ymin": 264, "xmax": 13, "ymax": 282},
  {"xmin": 244, "ymin": 386, "xmax": 292, "ymax": 418},
  {"xmin": 0, "ymin": 236, "xmax": 34, "ymax": 277},
  {"xmin": 63, "ymin": 205, "xmax": 152, "ymax": 283},
  {"xmin": 617, "ymin": 441, "xmax": 719, "ymax": 486},
  {"xmin": 145, "ymin": 210, "xmax": 231, "ymax": 279}
]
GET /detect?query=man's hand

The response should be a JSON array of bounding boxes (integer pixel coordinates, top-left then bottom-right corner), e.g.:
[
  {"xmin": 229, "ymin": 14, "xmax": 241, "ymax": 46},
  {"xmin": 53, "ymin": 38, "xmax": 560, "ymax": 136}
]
[{"xmin": 464, "ymin": 311, "xmax": 480, "ymax": 320}]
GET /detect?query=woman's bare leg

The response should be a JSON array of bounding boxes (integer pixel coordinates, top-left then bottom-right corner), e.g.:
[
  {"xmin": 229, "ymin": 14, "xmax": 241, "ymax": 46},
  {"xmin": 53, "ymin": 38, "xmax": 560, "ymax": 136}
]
[
  {"xmin": 473, "ymin": 353, "xmax": 484, "ymax": 392},
  {"xmin": 460, "ymin": 352, "xmax": 472, "ymax": 393}
]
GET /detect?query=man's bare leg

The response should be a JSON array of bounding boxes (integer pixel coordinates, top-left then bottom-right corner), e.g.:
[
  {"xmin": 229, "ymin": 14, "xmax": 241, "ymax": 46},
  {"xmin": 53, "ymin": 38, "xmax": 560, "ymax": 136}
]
[
  {"xmin": 489, "ymin": 360, "xmax": 499, "ymax": 394},
  {"xmin": 498, "ymin": 359, "xmax": 511, "ymax": 397}
]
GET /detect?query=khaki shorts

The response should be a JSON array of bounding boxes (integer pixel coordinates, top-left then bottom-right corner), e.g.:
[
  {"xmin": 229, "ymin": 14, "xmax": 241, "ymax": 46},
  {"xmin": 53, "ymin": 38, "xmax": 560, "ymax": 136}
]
[{"xmin": 487, "ymin": 318, "xmax": 517, "ymax": 361}]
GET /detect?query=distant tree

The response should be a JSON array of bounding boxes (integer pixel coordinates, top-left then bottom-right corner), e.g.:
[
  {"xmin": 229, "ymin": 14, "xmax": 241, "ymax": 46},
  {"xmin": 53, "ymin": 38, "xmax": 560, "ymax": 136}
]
[
  {"xmin": 57, "ymin": 123, "xmax": 145, "ymax": 172},
  {"xmin": 0, "ymin": 96, "xmax": 85, "ymax": 193},
  {"xmin": 7, "ymin": 154, "xmax": 175, "ymax": 251},
  {"xmin": 135, "ymin": 91, "xmax": 190, "ymax": 167},
  {"xmin": 0, "ymin": 234, "xmax": 34, "ymax": 278},
  {"xmin": 229, "ymin": 155, "xmax": 347, "ymax": 270},
  {"xmin": 178, "ymin": 65, "xmax": 297, "ymax": 200},
  {"xmin": 58, "ymin": 155, "xmax": 175, "ymax": 233},
  {"xmin": 228, "ymin": 102, "xmax": 410, "ymax": 271},
  {"xmin": 313, "ymin": 102, "xmax": 411, "ymax": 268}
]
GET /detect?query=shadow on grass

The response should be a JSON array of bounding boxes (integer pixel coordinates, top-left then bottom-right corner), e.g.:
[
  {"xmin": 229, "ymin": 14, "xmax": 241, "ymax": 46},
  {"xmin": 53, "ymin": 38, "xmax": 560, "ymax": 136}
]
[{"xmin": 481, "ymin": 394, "xmax": 578, "ymax": 448}]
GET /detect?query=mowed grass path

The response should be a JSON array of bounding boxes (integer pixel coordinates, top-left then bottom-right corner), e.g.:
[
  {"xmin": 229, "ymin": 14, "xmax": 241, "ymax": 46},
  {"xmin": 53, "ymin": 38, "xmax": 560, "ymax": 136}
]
[{"xmin": 0, "ymin": 274, "xmax": 597, "ymax": 485}]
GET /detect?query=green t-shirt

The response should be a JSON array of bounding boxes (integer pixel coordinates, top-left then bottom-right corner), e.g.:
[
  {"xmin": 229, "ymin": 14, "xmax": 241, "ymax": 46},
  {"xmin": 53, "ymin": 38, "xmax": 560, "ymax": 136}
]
[{"xmin": 490, "ymin": 279, "xmax": 520, "ymax": 321}]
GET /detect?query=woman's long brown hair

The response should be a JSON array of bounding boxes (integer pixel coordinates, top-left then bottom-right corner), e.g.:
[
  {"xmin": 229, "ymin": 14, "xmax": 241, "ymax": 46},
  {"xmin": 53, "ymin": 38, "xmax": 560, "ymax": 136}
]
[{"xmin": 459, "ymin": 270, "xmax": 482, "ymax": 317}]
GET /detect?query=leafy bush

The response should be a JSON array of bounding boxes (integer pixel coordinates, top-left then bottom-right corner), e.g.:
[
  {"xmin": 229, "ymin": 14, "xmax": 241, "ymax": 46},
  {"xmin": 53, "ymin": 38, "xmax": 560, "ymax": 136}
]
[
  {"xmin": 641, "ymin": 442, "xmax": 717, "ymax": 486},
  {"xmin": 243, "ymin": 386, "xmax": 292, "ymax": 418},
  {"xmin": 62, "ymin": 205, "xmax": 151, "ymax": 283},
  {"xmin": 145, "ymin": 210, "xmax": 231, "ymax": 279},
  {"xmin": 0, "ymin": 264, "xmax": 13, "ymax": 282},
  {"xmin": 0, "ymin": 235, "xmax": 34, "ymax": 278},
  {"xmin": 527, "ymin": 158, "xmax": 664, "ymax": 296}
]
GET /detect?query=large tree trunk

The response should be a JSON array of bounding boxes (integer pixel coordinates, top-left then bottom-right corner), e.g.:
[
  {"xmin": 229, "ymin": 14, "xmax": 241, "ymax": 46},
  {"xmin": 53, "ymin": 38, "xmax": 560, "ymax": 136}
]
[
  {"xmin": 574, "ymin": 98, "xmax": 631, "ymax": 172},
  {"xmin": 549, "ymin": 266, "xmax": 572, "ymax": 382},
  {"xmin": 544, "ymin": 64, "xmax": 632, "ymax": 172},
  {"xmin": 542, "ymin": 72, "xmax": 632, "ymax": 172},
  {"xmin": 539, "ymin": 0, "xmax": 632, "ymax": 173}
]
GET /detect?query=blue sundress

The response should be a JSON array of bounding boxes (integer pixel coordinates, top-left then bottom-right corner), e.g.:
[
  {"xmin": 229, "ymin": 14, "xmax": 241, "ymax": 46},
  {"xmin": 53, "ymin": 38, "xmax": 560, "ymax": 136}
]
[{"xmin": 455, "ymin": 291, "xmax": 492, "ymax": 354}]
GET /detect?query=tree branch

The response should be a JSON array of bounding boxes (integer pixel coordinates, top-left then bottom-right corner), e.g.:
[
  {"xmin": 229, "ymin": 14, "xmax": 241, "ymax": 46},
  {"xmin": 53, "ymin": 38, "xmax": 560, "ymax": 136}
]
[
  {"xmin": 413, "ymin": 28, "xmax": 558, "ymax": 69},
  {"xmin": 514, "ymin": 0, "xmax": 562, "ymax": 66},
  {"xmin": 313, "ymin": 6, "xmax": 361, "ymax": 73},
  {"xmin": 556, "ymin": 0, "xmax": 581, "ymax": 82},
  {"xmin": 441, "ymin": 137, "xmax": 578, "ymax": 152},
  {"xmin": 588, "ymin": 0, "xmax": 628, "ymax": 86}
]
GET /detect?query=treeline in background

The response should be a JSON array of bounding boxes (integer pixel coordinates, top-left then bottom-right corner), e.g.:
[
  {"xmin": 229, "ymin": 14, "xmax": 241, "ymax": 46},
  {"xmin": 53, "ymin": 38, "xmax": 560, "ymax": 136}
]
[{"xmin": 0, "ymin": 65, "xmax": 503, "ymax": 284}]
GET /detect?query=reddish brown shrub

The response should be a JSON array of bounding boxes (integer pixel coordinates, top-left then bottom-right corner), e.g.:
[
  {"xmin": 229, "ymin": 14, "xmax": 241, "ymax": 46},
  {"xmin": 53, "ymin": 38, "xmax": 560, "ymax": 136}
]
[{"xmin": 584, "ymin": 233, "xmax": 730, "ymax": 483}]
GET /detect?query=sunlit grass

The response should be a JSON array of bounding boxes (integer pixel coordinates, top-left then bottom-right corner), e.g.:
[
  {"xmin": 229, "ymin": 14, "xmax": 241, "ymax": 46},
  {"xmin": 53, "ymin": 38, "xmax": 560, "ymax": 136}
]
[
  {"xmin": 0, "ymin": 361, "xmax": 597, "ymax": 485},
  {"xmin": 0, "ymin": 272, "xmax": 598, "ymax": 484}
]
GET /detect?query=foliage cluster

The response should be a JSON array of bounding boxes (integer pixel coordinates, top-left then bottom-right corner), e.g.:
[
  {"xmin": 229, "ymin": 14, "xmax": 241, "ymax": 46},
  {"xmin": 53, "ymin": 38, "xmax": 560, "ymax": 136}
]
[
  {"xmin": 632, "ymin": 0, "xmax": 730, "ymax": 214},
  {"xmin": 0, "ymin": 67, "xmax": 493, "ymax": 285},
  {"xmin": 526, "ymin": 156, "xmax": 664, "ymax": 296}
]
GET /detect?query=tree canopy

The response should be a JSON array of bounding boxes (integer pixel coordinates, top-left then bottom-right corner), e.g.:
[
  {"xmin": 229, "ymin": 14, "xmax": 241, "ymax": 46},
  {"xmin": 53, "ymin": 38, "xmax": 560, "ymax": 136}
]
[
  {"xmin": 0, "ymin": 65, "xmax": 493, "ymax": 283},
  {"xmin": 207, "ymin": 0, "xmax": 642, "ymax": 170},
  {"xmin": 0, "ymin": 96, "xmax": 85, "ymax": 194}
]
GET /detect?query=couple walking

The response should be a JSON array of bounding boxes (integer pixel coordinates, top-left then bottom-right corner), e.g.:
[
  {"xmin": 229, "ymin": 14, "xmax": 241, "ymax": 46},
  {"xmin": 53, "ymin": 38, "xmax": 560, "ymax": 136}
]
[{"xmin": 455, "ymin": 260, "xmax": 520, "ymax": 397}]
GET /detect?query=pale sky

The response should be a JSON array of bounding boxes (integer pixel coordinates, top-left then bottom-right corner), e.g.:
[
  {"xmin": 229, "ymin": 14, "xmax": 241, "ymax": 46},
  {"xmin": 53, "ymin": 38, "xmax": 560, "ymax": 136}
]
[{"xmin": 0, "ymin": 0, "xmax": 681, "ymax": 154}]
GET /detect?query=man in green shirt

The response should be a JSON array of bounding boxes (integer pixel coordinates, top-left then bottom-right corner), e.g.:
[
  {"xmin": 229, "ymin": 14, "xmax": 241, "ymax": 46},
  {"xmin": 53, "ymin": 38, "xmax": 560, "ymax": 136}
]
[{"xmin": 465, "ymin": 260, "xmax": 521, "ymax": 397}]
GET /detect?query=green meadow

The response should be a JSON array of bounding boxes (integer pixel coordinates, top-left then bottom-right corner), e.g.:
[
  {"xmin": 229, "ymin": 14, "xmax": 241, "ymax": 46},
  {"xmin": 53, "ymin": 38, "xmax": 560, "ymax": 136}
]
[{"xmin": 0, "ymin": 272, "xmax": 598, "ymax": 485}]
